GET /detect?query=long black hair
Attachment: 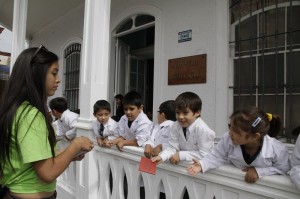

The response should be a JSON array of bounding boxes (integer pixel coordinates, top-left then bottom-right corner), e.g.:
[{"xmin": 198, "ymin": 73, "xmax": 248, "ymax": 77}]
[{"xmin": 0, "ymin": 47, "xmax": 58, "ymax": 178}]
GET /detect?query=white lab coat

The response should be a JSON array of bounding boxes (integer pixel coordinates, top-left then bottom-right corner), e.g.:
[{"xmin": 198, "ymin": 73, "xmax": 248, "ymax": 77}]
[
  {"xmin": 55, "ymin": 109, "xmax": 79, "ymax": 140},
  {"xmin": 160, "ymin": 117, "xmax": 215, "ymax": 162},
  {"xmin": 200, "ymin": 133, "xmax": 290, "ymax": 178},
  {"xmin": 92, "ymin": 117, "xmax": 119, "ymax": 140},
  {"xmin": 290, "ymin": 136, "xmax": 300, "ymax": 190},
  {"xmin": 118, "ymin": 112, "xmax": 152, "ymax": 146},
  {"xmin": 143, "ymin": 120, "xmax": 174, "ymax": 150}
]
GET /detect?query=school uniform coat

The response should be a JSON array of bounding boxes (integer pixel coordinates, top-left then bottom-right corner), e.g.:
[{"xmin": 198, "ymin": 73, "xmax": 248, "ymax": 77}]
[
  {"xmin": 200, "ymin": 133, "xmax": 290, "ymax": 178},
  {"xmin": 290, "ymin": 136, "xmax": 300, "ymax": 190},
  {"xmin": 143, "ymin": 120, "xmax": 174, "ymax": 150},
  {"xmin": 118, "ymin": 112, "xmax": 152, "ymax": 146},
  {"xmin": 160, "ymin": 117, "xmax": 215, "ymax": 162},
  {"xmin": 92, "ymin": 117, "xmax": 119, "ymax": 140},
  {"xmin": 55, "ymin": 109, "xmax": 79, "ymax": 140}
]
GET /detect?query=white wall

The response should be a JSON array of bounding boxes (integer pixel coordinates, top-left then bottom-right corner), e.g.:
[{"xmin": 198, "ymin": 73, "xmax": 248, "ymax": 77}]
[
  {"xmin": 30, "ymin": 3, "xmax": 85, "ymax": 101},
  {"xmin": 110, "ymin": 0, "xmax": 230, "ymax": 137}
]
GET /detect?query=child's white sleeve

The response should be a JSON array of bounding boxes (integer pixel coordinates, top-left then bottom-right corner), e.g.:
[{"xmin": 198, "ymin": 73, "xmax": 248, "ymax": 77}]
[
  {"xmin": 291, "ymin": 136, "xmax": 300, "ymax": 167},
  {"xmin": 107, "ymin": 122, "xmax": 120, "ymax": 140},
  {"xmin": 65, "ymin": 128, "xmax": 76, "ymax": 140},
  {"xmin": 290, "ymin": 165, "xmax": 300, "ymax": 190},
  {"xmin": 255, "ymin": 143, "xmax": 290, "ymax": 178},
  {"xmin": 159, "ymin": 125, "xmax": 179, "ymax": 162},
  {"xmin": 200, "ymin": 134, "xmax": 229, "ymax": 173},
  {"xmin": 135, "ymin": 122, "xmax": 152, "ymax": 146}
]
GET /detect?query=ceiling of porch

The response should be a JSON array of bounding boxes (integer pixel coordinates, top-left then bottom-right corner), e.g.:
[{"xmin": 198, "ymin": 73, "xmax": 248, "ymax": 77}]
[{"xmin": 0, "ymin": 0, "xmax": 84, "ymax": 39}]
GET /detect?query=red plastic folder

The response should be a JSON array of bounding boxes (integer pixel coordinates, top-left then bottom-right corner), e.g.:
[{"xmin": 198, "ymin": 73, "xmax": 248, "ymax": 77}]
[{"xmin": 139, "ymin": 157, "xmax": 157, "ymax": 175}]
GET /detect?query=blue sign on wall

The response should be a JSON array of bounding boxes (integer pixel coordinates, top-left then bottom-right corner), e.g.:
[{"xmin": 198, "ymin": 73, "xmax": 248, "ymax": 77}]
[{"xmin": 178, "ymin": 30, "xmax": 192, "ymax": 43}]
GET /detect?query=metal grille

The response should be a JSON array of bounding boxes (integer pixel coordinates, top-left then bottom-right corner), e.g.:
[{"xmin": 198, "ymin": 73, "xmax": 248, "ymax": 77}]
[
  {"xmin": 63, "ymin": 43, "xmax": 81, "ymax": 112},
  {"xmin": 229, "ymin": 0, "xmax": 300, "ymax": 142}
]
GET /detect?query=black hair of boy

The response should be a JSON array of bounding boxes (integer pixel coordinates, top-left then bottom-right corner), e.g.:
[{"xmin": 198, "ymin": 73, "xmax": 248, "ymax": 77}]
[
  {"xmin": 175, "ymin": 92, "xmax": 202, "ymax": 113},
  {"xmin": 115, "ymin": 94, "xmax": 123, "ymax": 101},
  {"xmin": 49, "ymin": 97, "xmax": 68, "ymax": 113},
  {"xmin": 93, "ymin": 100, "xmax": 111, "ymax": 114},
  {"xmin": 159, "ymin": 100, "xmax": 176, "ymax": 121},
  {"xmin": 123, "ymin": 91, "xmax": 143, "ymax": 108}
]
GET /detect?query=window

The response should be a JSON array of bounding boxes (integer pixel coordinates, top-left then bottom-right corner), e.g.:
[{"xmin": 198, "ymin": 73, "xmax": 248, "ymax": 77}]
[
  {"xmin": 64, "ymin": 43, "xmax": 81, "ymax": 112},
  {"xmin": 230, "ymin": 0, "xmax": 300, "ymax": 143}
]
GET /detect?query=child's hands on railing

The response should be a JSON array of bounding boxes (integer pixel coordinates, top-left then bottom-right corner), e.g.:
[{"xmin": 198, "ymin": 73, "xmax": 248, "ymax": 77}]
[
  {"xmin": 151, "ymin": 155, "xmax": 163, "ymax": 164},
  {"xmin": 242, "ymin": 167, "xmax": 258, "ymax": 183},
  {"xmin": 187, "ymin": 159, "xmax": 202, "ymax": 176},
  {"xmin": 169, "ymin": 152, "xmax": 180, "ymax": 164},
  {"xmin": 144, "ymin": 144, "xmax": 152, "ymax": 158}
]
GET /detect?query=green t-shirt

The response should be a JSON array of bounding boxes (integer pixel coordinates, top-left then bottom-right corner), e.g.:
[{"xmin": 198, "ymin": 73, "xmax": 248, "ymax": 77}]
[{"xmin": 0, "ymin": 101, "xmax": 56, "ymax": 193}]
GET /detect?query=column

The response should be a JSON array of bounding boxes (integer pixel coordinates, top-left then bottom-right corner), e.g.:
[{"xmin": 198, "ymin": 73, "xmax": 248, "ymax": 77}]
[
  {"xmin": 75, "ymin": 0, "xmax": 111, "ymax": 199},
  {"xmin": 10, "ymin": 0, "xmax": 28, "ymax": 69},
  {"xmin": 215, "ymin": 0, "xmax": 229, "ymax": 137}
]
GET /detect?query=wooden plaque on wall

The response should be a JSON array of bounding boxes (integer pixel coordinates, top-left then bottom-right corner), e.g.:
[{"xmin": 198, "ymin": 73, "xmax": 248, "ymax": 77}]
[{"xmin": 168, "ymin": 54, "xmax": 206, "ymax": 85}]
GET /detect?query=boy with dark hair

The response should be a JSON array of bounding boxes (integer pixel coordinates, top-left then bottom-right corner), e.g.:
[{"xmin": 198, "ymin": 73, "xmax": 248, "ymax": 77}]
[
  {"xmin": 144, "ymin": 100, "xmax": 176, "ymax": 158},
  {"xmin": 112, "ymin": 94, "xmax": 124, "ymax": 122},
  {"xmin": 151, "ymin": 92, "xmax": 215, "ymax": 164},
  {"xmin": 112, "ymin": 91, "xmax": 152, "ymax": 151},
  {"xmin": 49, "ymin": 97, "xmax": 79, "ymax": 141},
  {"xmin": 92, "ymin": 100, "xmax": 119, "ymax": 147}
]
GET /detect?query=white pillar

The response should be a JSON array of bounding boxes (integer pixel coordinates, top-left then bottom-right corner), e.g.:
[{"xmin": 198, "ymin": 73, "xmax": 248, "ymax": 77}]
[
  {"xmin": 75, "ymin": 0, "xmax": 111, "ymax": 199},
  {"xmin": 10, "ymin": 0, "xmax": 28, "ymax": 70},
  {"xmin": 80, "ymin": 0, "xmax": 111, "ymax": 120},
  {"xmin": 215, "ymin": 0, "xmax": 230, "ymax": 137}
]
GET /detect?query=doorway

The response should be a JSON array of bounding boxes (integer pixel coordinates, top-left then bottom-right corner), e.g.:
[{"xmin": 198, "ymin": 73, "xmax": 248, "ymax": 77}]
[{"xmin": 114, "ymin": 15, "xmax": 155, "ymax": 119}]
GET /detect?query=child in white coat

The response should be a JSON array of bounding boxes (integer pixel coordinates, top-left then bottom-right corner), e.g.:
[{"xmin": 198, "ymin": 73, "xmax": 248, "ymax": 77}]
[
  {"xmin": 290, "ymin": 134, "xmax": 300, "ymax": 190},
  {"xmin": 112, "ymin": 91, "xmax": 152, "ymax": 151},
  {"xmin": 144, "ymin": 100, "xmax": 176, "ymax": 158},
  {"xmin": 92, "ymin": 100, "xmax": 119, "ymax": 147},
  {"xmin": 151, "ymin": 92, "xmax": 215, "ymax": 164},
  {"xmin": 187, "ymin": 107, "xmax": 290, "ymax": 183},
  {"xmin": 49, "ymin": 97, "xmax": 79, "ymax": 141}
]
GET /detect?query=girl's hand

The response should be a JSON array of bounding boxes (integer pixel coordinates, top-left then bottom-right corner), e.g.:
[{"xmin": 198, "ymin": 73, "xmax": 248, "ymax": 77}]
[
  {"xmin": 242, "ymin": 167, "xmax": 259, "ymax": 183},
  {"xmin": 144, "ymin": 144, "xmax": 152, "ymax": 158},
  {"xmin": 187, "ymin": 159, "xmax": 202, "ymax": 176},
  {"xmin": 151, "ymin": 155, "xmax": 163, "ymax": 164},
  {"xmin": 169, "ymin": 152, "xmax": 180, "ymax": 164},
  {"xmin": 73, "ymin": 153, "xmax": 85, "ymax": 161},
  {"xmin": 74, "ymin": 136, "xmax": 94, "ymax": 154}
]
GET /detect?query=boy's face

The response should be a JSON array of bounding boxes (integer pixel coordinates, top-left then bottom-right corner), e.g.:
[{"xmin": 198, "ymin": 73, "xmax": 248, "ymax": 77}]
[
  {"xmin": 157, "ymin": 111, "xmax": 166, "ymax": 124},
  {"xmin": 51, "ymin": 109, "xmax": 61, "ymax": 119},
  {"xmin": 123, "ymin": 104, "xmax": 142, "ymax": 122},
  {"xmin": 94, "ymin": 109, "xmax": 110, "ymax": 124},
  {"xmin": 176, "ymin": 108, "xmax": 200, "ymax": 128}
]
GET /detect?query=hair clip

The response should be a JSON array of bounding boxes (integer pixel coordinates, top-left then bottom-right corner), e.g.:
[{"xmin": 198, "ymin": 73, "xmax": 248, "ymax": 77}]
[
  {"xmin": 266, "ymin": 113, "xmax": 272, "ymax": 121},
  {"xmin": 252, "ymin": 117, "xmax": 261, "ymax": 127}
]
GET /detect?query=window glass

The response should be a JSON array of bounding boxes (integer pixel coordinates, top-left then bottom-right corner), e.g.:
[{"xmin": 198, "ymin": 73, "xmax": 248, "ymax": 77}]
[
  {"xmin": 234, "ymin": 57, "xmax": 256, "ymax": 94},
  {"xmin": 235, "ymin": 15, "xmax": 257, "ymax": 55},
  {"xmin": 116, "ymin": 19, "xmax": 133, "ymax": 34},
  {"xmin": 234, "ymin": 96, "xmax": 256, "ymax": 109},
  {"xmin": 135, "ymin": 15, "xmax": 155, "ymax": 27},
  {"xmin": 258, "ymin": 54, "xmax": 284, "ymax": 94},
  {"xmin": 64, "ymin": 44, "xmax": 81, "ymax": 111},
  {"xmin": 259, "ymin": 8, "xmax": 285, "ymax": 52}
]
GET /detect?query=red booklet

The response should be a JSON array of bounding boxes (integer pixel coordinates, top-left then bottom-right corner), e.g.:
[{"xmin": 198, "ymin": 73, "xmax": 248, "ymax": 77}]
[{"xmin": 139, "ymin": 157, "xmax": 157, "ymax": 175}]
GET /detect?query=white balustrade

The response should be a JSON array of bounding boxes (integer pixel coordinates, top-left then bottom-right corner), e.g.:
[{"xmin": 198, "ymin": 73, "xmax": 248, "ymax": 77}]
[{"xmin": 56, "ymin": 137, "xmax": 300, "ymax": 199}]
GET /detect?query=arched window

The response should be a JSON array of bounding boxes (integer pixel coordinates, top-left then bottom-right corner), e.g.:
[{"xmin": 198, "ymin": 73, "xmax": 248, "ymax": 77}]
[
  {"xmin": 64, "ymin": 43, "xmax": 81, "ymax": 112},
  {"xmin": 230, "ymin": 0, "xmax": 300, "ymax": 142}
]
